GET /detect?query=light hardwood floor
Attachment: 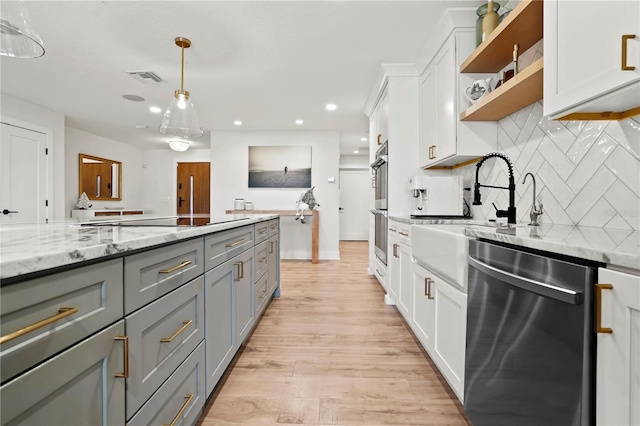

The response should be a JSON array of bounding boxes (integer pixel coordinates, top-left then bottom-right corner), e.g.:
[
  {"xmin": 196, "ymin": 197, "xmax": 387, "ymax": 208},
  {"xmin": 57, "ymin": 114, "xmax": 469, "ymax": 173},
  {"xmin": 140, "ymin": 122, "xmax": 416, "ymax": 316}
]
[{"xmin": 198, "ymin": 241, "xmax": 471, "ymax": 426}]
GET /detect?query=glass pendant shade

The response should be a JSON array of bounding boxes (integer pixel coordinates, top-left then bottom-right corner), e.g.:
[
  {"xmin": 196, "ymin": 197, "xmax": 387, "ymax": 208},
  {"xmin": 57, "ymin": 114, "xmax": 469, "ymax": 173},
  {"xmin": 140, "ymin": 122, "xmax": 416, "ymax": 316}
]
[
  {"xmin": 168, "ymin": 140, "xmax": 190, "ymax": 152},
  {"xmin": 158, "ymin": 37, "xmax": 203, "ymax": 139},
  {"xmin": 0, "ymin": 0, "xmax": 45, "ymax": 58},
  {"xmin": 159, "ymin": 90, "xmax": 203, "ymax": 139}
]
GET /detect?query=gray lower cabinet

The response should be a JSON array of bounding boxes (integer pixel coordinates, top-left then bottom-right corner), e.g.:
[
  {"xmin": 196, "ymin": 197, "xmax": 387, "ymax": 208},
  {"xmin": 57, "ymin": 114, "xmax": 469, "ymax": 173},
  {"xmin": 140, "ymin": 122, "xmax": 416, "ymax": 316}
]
[
  {"xmin": 127, "ymin": 342, "xmax": 206, "ymax": 426},
  {"xmin": 124, "ymin": 238, "xmax": 204, "ymax": 315},
  {"xmin": 255, "ymin": 221, "xmax": 270, "ymax": 244},
  {"xmin": 0, "ymin": 320, "xmax": 126, "ymax": 426},
  {"xmin": 125, "ymin": 276, "xmax": 205, "ymax": 420},
  {"xmin": 254, "ymin": 271, "xmax": 269, "ymax": 317},
  {"xmin": 204, "ymin": 225, "xmax": 254, "ymax": 271},
  {"xmin": 235, "ymin": 248, "xmax": 255, "ymax": 346},
  {"xmin": 0, "ymin": 259, "xmax": 124, "ymax": 383},
  {"xmin": 204, "ymin": 259, "xmax": 236, "ymax": 395},
  {"xmin": 254, "ymin": 240, "xmax": 269, "ymax": 280},
  {"xmin": 268, "ymin": 233, "xmax": 279, "ymax": 294}
]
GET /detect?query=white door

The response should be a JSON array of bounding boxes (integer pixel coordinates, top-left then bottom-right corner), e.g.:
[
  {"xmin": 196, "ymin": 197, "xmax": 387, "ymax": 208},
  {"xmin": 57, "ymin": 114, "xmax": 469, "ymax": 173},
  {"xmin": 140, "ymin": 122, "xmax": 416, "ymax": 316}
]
[
  {"xmin": 339, "ymin": 170, "xmax": 369, "ymax": 241},
  {"xmin": 0, "ymin": 123, "xmax": 48, "ymax": 223}
]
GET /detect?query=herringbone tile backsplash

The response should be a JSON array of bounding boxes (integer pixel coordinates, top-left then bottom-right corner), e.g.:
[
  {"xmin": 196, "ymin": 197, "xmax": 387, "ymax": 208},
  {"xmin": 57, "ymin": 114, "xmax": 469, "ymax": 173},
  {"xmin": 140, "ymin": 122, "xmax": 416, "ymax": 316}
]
[{"xmin": 455, "ymin": 108, "xmax": 640, "ymax": 230}]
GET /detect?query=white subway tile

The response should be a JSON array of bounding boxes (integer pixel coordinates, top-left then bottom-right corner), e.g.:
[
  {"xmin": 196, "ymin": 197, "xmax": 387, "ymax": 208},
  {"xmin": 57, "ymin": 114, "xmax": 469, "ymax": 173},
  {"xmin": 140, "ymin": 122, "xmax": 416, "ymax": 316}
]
[
  {"xmin": 499, "ymin": 115, "xmax": 521, "ymax": 142},
  {"xmin": 566, "ymin": 167, "xmax": 616, "ymax": 224},
  {"xmin": 605, "ymin": 215, "xmax": 634, "ymax": 231},
  {"xmin": 538, "ymin": 187, "xmax": 573, "ymax": 225},
  {"xmin": 538, "ymin": 136, "xmax": 575, "ymax": 180},
  {"xmin": 580, "ymin": 198, "xmax": 615, "ymax": 228},
  {"xmin": 604, "ymin": 145, "xmax": 640, "ymax": 197},
  {"xmin": 566, "ymin": 122, "xmax": 607, "ymax": 164},
  {"xmin": 605, "ymin": 118, "xmax": 640, "ymax": 160},
  {"xmin": 538, "ymin": 161, "xmax": 575, "ymax": 209},
  {"xmin": 567, "ymin": 133, "xmax": 617, "ymax": 193},
  {"xmin": 538, "ymin": 115, "xmax": 575, "ymax": 153},
  {"xmin": 566, "ymin": 120, "xmax": 587, "ymax": 137},
  {"xmin": 603, "ymin": 180, "xmax": 640, "ymax": 230},
  {"xmin": 515, "ymin": 127, "xmax": 544, "ymax": 173}
]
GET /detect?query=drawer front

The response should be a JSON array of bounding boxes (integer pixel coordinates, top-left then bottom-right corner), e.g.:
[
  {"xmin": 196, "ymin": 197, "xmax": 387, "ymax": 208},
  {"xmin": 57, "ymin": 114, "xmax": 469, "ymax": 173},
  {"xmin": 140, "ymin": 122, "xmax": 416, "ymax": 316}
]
[
  {"xmin": 204, "ymin": 225, "xmax": 254, "ymax": 271},
  {"xmin": 1, "ymin": 259, "xmax": 124, "ymax": 383},
  {"xmin": 255, "ymin": 221, "xmax": 270, "ymax": 244},
  {"xmin": 127, "ymin": 341, "xmax": 206, "ymax": 426},
  {"xmin": 254, "ymin": 240, "xmax": 269, "ymax": 283},
  {"xmin": 254, "ymin": 273, "xmax": 269, "ymax": 317},
  {"xmin": 1, "ymin": 321, "xmax": 126, "ymax": 426},
  {"xmin": 124, "ymin": 238, "xmax": 204, "ymax": 314},
  {"xmin": 389, "ymin": 221, "xmax": 411, "ymax": 246},
  {"xmin": 268, "ymin": 219, "xmax": 279, "ymax": 237},
  {"xmin": 125, "ymin": 276, "xmax": 204, "ymax": 419}
]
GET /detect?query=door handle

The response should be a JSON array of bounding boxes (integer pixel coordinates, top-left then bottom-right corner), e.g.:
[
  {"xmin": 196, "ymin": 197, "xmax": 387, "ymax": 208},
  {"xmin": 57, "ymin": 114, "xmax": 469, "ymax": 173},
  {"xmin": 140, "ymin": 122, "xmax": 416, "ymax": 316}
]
[
  {"xmin": 622, "ymin": 34, "xmax": 636, "ymax": 71},
  {"xmin": 178, "ymin": 197, "xmax": 184, "ymax": 207},
  {"xmin": 2, "ymin": 209, "xmax": 18, "ymax": 215},
  {"xmin": 595, "ymin": 283, "xmax": 613, "ymax": 334}
]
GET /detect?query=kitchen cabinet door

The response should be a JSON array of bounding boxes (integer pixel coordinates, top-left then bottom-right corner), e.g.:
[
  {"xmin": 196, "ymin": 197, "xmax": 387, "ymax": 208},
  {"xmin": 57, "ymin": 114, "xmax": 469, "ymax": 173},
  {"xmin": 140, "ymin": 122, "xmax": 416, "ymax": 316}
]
[
  {"xmin": 544, "ymin": 0, "xmax": 640, "ymax": 118},
  {"xmin": 420, "ymin": 66, "xmax": 437, "ymax": 167},
  {"xmin": 0, "ymin": 321, "xmax": 125, "ymax": 426},
  {"xmin": 268, "ymin": 234, "xmax": 279, "ymax": 295},
  {"xmin": 387, "ymin": 227, "xmax": 400, "ymax": 304},
  {"xmin": 396, "ymin": 241, "xmax": 413, "ymax": 325},
  {"xmin": 235, "ymin": 248, "xmax": 255, "ymax": 345},
  {"xmin": 596, "ymin": 268, "xmax": 640, "ymax": 426},
  {"xmin": 412, "ymin": 262, "xmax": 435, "ymax": 352},
  {"xmin": 204, "ymin": 259, "xmax": 236, "ymax": 396},
  {"xmin": 431, "ymin": 275, "xmax": 467, "ymax": 402}
]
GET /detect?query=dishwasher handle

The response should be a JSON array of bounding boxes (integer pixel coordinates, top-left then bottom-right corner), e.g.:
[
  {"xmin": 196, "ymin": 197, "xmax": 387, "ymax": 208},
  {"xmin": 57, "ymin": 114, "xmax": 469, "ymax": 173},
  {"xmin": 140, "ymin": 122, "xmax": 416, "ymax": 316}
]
[{"xmin": 468, "ymin": 255, "xmax": 583, "ymax": 305}]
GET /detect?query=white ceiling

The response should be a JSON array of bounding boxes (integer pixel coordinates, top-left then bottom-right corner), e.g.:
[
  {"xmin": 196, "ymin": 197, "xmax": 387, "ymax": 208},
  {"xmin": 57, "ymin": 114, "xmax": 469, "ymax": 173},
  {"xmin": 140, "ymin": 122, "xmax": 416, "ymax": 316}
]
[{"xmin": 1, "ymin": 1, "xmax": 479, "ymax": 155}]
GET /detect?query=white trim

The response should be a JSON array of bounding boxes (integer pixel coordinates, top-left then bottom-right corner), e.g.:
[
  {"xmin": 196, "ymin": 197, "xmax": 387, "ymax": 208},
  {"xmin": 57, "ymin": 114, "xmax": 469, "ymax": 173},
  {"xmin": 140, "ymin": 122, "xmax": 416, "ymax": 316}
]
[{"xmin": 1, "ymin": 115, "xmax": 54, "ymax": 222}]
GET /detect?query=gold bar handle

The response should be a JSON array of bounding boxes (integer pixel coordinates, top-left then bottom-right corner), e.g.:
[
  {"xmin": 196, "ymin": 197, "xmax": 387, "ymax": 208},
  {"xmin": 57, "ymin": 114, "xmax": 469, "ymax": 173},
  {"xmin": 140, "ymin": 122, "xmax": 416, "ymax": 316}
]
[
  {"xmin": 0, "ymin": 307, "xmax": 78, "ymax": 345},
  {"xmin": 622, "ymin": 34, "xmax": 636, "ymax": 71},
  {"xmin": 258, "ymin": 229, "xmax": 268, "ymax": 235},
  {"xmin": 270, "ymin": 224, "xmax": 278, "ymax": 230},
  {"xmin": 259, "ymin": 256, "xmax": 267, "ymax": 263},
  {"xmin": 399, "ymin": 231, "xmax": 409, "ymax": 237},
  {"xmin": 163, "ymin": 394, "xmax": 194, "ymax": 426},
  {"xmin": 269, "ymin": 241, "xmax": 274, "ymax": 253},
  {"xmin": 160, "ymin": 320, "xmax": 193, "ymax": 343},
  {"xmin": 114, "ymin": 335, "xmax": 129, "ymax": 378},
  {"xmin": 427, "ymin": 278, "xmax": 435, "ymax": 300},
  {"xmin": 226, "ymin": 238, "xmax": 247, "ymax": 248},
  {"xmin": 159, "ymin": 260, "xmax": 192, "ymax": 274},
  {"xmin": 393, "ymin": 243, "xmax": 398, "ymax": 258},
  {"xmin": 424, "ymin": 277, "xmax": 429, "ymax": 296},
  {"xmin": 389, "ymin": 228, "xmax": 397, "ymax": 233},
  {"xmin": 234, "ymin": 261, "xmax": 242, "ymax": 282},
  {"xmin": 595, "ymin": 283, "xmax": 613, "ymax": 334},
  {"xmin": 377, "ymin": 134, "xmax": 382, "ymax": 145},
  {"xmin": 240, "ymin": 260, "xmax": 245, "ymax": 279}
]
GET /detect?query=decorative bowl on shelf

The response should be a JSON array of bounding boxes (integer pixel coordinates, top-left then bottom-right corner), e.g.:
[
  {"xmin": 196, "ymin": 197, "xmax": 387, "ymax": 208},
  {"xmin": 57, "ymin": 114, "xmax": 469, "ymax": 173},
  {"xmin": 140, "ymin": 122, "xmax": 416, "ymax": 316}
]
[{"xmin": 464, "ymin": 78, "xmax": 493, "ymax": 104}]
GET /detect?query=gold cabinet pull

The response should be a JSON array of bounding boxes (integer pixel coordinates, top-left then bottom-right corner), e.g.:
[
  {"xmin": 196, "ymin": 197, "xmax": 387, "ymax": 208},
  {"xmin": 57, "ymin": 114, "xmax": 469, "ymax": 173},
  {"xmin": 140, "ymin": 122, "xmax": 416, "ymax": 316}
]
[
  {"xmin": 622, "ymin": 34, "xmax": 636, "ymax": 70},
  {"xmin": 426, "ymin": 278, "xmax": 435, "ymax": 300},
  {"xmin": 377, "ymin": 134, "xmax": 382, "ymax": 145},
  {"xmin": 226, "ymin": 238, "xmax": 247, "ymax": 248},
  {"xmin": 160, "ymin": 320, "xmax": 193, "ymax": 343},
  {"xmin": 234, "ymin": 261, "xmax": 242, "ymax": 282},
  {"xmin": 259, "ymin": 256, "xmax": 267, "ymax": 263},
  {"xmin": 270, "ymin": 224, "xmax": 278, "ymax": 230},
  {"xmin": 399, "ymin": 231, "xmax": 409, "ymax": 237},
  {"xmin": 159, "ymin": 260, "xmax": 192, "ymax": 274},
  {"xmin": 163, "ymin": 394, "xmax": 194, "ymax": 426},
  {"xmin": 258, "ymin": 229, "xmax": 268, "ymax": 235},
  {"xmin": 114, "ymin": 335, "xmax": 129, "ymax": 378},
  {"xmin": 595, "ymin": 283, "xmax": 613, "ymax": 334},
  {"xmin": 393, "ymin": 243, "xmax": 399, "ymax": 258},
  {"xmin": 389, "ymin": 227, "xmax": 397, "ymax": 233},
  {"xmin": 269, "ymin": 241, "xmax": 274, "ymax": 253},
  {"xmin": 0, "ymin": 307, "xmax": 78, "ymax": 345}
]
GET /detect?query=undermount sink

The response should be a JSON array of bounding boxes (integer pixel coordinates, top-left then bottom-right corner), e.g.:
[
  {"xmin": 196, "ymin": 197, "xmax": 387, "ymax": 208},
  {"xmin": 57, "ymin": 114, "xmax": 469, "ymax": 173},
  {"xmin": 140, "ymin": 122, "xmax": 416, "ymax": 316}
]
[{"xmin": 411, "ymin": 224, "xmax": 470, "ymax": 289}]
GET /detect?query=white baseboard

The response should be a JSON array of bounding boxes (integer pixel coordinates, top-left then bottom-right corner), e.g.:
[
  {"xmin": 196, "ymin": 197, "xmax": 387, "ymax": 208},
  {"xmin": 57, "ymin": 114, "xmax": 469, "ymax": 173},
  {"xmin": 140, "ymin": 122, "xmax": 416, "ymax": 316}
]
[{"xmin": 280, "ymin": 250, "xmax": 340, "ymax": 260}]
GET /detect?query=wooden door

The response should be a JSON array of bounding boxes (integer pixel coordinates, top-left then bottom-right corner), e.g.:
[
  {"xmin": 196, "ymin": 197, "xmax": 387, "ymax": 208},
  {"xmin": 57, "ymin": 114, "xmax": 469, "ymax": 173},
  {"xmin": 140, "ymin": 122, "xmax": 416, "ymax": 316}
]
[
  {"xmin": 177, "ymin": 162, "xmax": 210, "ymax": 225},
  {"xmin": 339, "ymin": 170, "xmax": 369, "ymax": 241},
  {"xmin": 0, "ymin": 123, "xmax": 48, "ymax": 223}
]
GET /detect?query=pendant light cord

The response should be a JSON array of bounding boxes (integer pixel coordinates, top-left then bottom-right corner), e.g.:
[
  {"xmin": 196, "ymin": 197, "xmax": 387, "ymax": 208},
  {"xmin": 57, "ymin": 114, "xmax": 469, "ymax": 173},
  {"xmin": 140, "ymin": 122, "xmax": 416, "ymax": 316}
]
[{"xmin": 180, "ymin": 43, "xmax": 185, "ymax": 92}]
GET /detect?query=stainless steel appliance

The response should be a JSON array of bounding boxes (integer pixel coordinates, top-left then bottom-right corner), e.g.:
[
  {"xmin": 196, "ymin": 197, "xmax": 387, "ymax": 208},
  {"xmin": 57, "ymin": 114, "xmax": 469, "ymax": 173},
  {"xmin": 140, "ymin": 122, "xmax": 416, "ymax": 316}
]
[
  {"xmin": 372, "ymin": 209, "xmax": 387, "ymax": 265},
  {"xmin": 465, "ymin": 239, "xmax": 599, "ymax": 426},
  {"xmin": 370, "ymin": 142, "xmax": 388, "ymax": 210}
]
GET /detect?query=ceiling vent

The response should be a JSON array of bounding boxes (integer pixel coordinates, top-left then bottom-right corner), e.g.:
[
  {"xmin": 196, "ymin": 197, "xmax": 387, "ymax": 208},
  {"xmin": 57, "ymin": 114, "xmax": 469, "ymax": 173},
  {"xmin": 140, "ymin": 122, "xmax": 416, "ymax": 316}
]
[{"xmin": 127, "ymin": 71, "xmax": 165, "ymax": 84}]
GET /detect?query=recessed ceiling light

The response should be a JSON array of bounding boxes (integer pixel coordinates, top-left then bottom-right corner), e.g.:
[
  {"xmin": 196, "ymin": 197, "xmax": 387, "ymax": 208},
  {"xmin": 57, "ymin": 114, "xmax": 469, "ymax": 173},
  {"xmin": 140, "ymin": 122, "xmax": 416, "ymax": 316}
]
[
  {"xmin": 361, "ymin": 137, "xmax": 367, "ymax": 141},
  {"xmin": 295, "ymin": 119, "xmax": 304, "ymax": 125},
  {"xmin": 353, "ymin": 150, "xmax": 359, "ymax": 154},
  {"xmin": 149, "ymin": 106, "xmax": 162, "ymax": 113},
  {"xmin": 234, "ymin": 120, "xmax": 242, "ymax": 126},
  {"xmin": 123, "ymin": 94, "xmax": 145, "ymax": 102},
  {"xmin": 325, "ymin": 104, "xmax": 337, "ymax": 111}
]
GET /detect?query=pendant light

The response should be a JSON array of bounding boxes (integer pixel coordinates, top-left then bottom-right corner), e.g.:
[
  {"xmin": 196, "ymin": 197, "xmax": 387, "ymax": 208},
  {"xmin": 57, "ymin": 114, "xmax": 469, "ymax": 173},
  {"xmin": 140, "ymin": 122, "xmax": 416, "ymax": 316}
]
[
  {"xmin": 168, "ymin": 140, "xmax": 190, "ymax": 152},
  {"xmin": 158, "ymin": 37, "xmax": 203, "ymax": 139},
  {"xmin": 0, "ymin": 0, "xmax": 45, "ymax": 58}
]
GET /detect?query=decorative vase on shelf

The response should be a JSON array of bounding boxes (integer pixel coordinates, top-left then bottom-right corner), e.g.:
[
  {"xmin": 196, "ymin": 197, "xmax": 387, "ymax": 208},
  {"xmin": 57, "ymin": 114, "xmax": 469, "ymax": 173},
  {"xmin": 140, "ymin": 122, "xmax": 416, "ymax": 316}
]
[
  {"xmin": 482, "ymin": 0, "xmax": 499, "ymax": 43},
  {"xmin": 464, "ymin": 78, "xmax": 494, "ymax": 104},
  {"xmin": 475, "ymin": 1, "xmax": 501, "ymax": 46}
]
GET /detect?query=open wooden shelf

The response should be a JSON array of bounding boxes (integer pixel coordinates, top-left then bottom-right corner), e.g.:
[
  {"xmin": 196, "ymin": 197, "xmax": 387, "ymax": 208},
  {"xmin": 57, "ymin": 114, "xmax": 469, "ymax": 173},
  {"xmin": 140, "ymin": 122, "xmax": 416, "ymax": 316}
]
[
  {"xmin": 460, "ymin": 57, "xmax": 543, "ymax": 121},
  {"xmin": 460, "ymin": 0, "xmax": 543, "ymax": 73}
]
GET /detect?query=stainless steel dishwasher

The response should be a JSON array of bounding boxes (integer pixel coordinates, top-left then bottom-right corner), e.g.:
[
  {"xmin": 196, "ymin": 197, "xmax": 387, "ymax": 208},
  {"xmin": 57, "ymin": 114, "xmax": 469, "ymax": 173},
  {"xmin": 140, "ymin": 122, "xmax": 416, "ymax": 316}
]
[{"xmin": 464, "ymin": 239, "xmax": 600, "ymax": 426}]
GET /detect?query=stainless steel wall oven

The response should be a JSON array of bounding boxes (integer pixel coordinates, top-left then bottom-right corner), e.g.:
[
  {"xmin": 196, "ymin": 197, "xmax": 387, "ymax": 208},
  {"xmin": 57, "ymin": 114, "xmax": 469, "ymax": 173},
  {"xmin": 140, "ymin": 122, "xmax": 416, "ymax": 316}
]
[
  {"xmin": 371, "ymin": 142, "xmax": 388, "ymax": 210},
  {"xmin": 372, "ymin": 210, "xmax": 387, "ymax": 265}
]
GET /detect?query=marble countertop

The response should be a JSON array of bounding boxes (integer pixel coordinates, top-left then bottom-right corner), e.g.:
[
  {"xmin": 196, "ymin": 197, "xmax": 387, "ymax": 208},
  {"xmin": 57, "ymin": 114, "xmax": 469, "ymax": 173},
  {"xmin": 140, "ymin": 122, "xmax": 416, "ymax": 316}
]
[
  {"xmin": 0, "ymin": 214, "xmax": 278, "ymax": 281},
  {"xmin": 393, "ymin": 213, "xmax": 640, "ymax": 271}
]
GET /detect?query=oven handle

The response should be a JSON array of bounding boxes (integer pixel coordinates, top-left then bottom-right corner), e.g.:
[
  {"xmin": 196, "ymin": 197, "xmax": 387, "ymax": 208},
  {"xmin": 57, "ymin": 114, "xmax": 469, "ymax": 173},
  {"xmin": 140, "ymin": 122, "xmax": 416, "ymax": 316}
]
[
  {"xmin": 468, "ymin": 255, "xmax": 582, "ymax": 305},
  {"xmin": 370, "ymin": 155, "xmax": 387, "ymax": 169}
]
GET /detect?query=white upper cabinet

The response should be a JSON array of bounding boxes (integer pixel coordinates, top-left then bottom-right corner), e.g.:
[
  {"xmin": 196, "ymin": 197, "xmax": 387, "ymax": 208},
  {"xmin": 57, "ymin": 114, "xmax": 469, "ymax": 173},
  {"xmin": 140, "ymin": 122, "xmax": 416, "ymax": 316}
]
[
  {"xmin": 419, "ymin": 25, "xmax": 496, "ymax": 169},
  {"xmin": 544, "ymin": 0, "xmax": 640, "ymax": 119}
]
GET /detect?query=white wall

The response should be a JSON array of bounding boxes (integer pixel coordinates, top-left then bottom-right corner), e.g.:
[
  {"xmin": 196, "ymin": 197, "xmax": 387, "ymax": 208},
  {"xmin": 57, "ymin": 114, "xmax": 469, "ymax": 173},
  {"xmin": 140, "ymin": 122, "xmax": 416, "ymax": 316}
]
[
  {"xmin": 1, "ymin": 93, "xmax": 65, "ymax": 219},
  {"xmin": 65, "ymin": 127, "xmax": 145, "ymax": 216},
  {"xmin": 339, "ymin": 155, "xmax": 369, "ymax": 169},
  {"xmin": 142, "ymin": 148, "xmax": 211, "ymax": 216},
  {"xmin": 210, "ymin": 130, "xmax": 340, "ymax": 260}
]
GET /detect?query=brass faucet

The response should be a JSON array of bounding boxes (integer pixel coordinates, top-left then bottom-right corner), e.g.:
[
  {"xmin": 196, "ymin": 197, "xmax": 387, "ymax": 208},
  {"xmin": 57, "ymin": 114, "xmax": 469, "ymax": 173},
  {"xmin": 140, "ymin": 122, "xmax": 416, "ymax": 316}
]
[{"xmin": 522, "ymin": 173, "xmax": 543, "ymax": 226}]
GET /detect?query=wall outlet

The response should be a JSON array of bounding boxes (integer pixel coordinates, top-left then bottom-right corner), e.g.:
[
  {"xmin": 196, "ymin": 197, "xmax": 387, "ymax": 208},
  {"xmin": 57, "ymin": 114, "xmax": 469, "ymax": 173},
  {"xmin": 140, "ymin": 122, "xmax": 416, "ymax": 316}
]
[{"xmin": 160, "ymin": 196, "xmax": 170, "ymax": 203}]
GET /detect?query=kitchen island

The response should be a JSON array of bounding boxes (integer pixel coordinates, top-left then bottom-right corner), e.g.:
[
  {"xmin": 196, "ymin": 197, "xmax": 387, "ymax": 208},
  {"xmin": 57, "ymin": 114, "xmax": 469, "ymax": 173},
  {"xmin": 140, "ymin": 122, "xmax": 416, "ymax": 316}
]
[{"xmin": 0, "ymin": 213, "xmax": 280, "ymax": 426}]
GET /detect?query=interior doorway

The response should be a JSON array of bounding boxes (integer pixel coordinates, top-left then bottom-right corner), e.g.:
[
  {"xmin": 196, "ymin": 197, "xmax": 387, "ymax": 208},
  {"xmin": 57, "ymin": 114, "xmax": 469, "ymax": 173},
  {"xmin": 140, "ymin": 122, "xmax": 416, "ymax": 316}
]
[
  {"xmin": 339, "ymin": 169, "xmax": 369, "ymax": 241},
  {"xmin": 177, "ymin": 162, "xmax": 210, "ymax": 226},
  {"xmin": 0, "ymin": 122, "xmax": 49, "ymax": 223}
]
